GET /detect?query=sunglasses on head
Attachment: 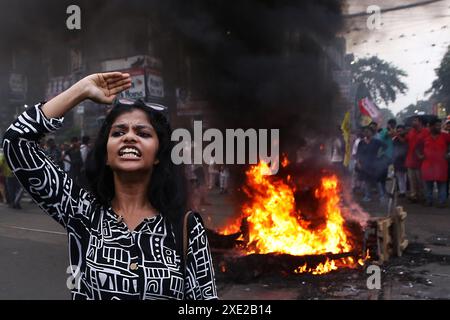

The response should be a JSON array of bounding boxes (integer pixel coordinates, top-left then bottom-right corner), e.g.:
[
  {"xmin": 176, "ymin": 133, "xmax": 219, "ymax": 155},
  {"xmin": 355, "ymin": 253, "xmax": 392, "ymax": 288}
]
[{"xmin": 114, "ymin": 97, "xmax": 167, "ymax": 112}]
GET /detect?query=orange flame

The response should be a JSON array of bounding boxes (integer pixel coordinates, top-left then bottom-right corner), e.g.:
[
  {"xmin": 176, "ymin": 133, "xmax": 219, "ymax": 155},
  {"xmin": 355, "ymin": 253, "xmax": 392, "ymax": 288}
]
[
  {"xmin": 218, "ymin": 221, "xmax": 241, "ymax": 236},
  {"xmin": 281, "ymin": 157, "xmax": 290, "ymax": 168},
  {"xmin": 243, "ymin": 162, "xmax": 351, "ymax": 256},
  {"xmin": 219, "ymin": 161, "xmax": 367, "ymax": 274},
  {"xmin": 294, "ymin": 256, "xmax": 369, "ymax": 275}
]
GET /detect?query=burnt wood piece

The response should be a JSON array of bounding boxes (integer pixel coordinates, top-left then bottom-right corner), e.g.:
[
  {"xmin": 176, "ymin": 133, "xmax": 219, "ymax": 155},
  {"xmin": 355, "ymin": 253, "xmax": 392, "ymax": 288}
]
[
  {"xmin": 215, "ymin": 251, "xmax": 362, "ymax": 282},
  {"xmin": 369, "ymin": 217, "xmax": 393, "ymax": 263},
  {"xmin": 206, "ymin": 229, "xmax": 243, "ymax": 249},
  {"xmin": 208, "ymin": 217, "xmax": 249, "ymax": 249}
]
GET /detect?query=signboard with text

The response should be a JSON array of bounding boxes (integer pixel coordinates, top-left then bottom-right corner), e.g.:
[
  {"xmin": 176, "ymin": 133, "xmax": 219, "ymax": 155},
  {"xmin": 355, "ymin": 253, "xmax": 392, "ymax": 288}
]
[
  {"xmin": 118, "ymin": 68, "xmax": 146, "ymax": 100},
  {"xmin": 146, "ymin": 68, "xmax": 164, "ymax": 99},
  {"xmin": 101, "ymin": 55, "xmax": 162, "ymax": 72},
  {"xmin": 9, "ymin": 73, "xmax": 27, "ymax": 102}
]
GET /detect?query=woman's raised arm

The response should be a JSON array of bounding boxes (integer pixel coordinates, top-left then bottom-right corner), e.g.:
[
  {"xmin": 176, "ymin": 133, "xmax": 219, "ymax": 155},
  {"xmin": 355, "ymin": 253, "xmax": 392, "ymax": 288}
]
[
  {"xmin": 2, "ymin": 72, "xmax": 131, "ymax": 229},
  {"xmin": 42, "ymin": 72, "xmax": 131, "ymax": 118}
]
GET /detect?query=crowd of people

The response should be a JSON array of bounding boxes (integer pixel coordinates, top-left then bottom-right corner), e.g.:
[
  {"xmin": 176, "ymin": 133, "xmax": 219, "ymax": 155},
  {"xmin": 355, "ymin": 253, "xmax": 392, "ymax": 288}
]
[
  {"xmin": 5, "ymin": 114, "xmax": 449, "ymax": 211},
  {"xmin": 333, "ymin": 115, "xmax": 450, "ymax": 208},
  {"xmin": 0, "ymin": 150, "xmax": 23, "ymax": 209},
  {"xmin": 0, "ymin": 135, "xmax": 92, "ymax": 209},
  {"xmin": 185, "ymin": 161, "xmax": 230, "ymax": 209}
]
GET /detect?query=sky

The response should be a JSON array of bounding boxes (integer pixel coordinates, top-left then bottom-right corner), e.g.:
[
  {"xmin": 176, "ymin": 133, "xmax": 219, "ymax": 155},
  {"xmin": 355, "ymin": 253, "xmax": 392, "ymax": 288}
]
[{"xmin": 344, "ymin": 0, "xmax": 450, "ymax": 114}]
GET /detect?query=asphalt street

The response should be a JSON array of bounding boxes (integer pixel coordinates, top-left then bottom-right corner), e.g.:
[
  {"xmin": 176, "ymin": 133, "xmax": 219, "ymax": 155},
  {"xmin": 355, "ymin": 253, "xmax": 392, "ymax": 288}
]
[
  {"xmin": 0, "ymin": 200, "xmax": 69, "ymax": 300},
  {"xmin": 1, "ymin": 190, "xmax": 450, "ymax": 300}
]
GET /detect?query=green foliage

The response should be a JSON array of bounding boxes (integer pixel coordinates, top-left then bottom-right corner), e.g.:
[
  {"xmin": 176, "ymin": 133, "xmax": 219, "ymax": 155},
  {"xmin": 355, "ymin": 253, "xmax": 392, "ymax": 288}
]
[
  {"xmin": 429, "ymin": 46, "xmax": 450, "ymax": 104},
  {"xmin": 351, "ymin": 56, "xmax": 408, "ymax": 106}
]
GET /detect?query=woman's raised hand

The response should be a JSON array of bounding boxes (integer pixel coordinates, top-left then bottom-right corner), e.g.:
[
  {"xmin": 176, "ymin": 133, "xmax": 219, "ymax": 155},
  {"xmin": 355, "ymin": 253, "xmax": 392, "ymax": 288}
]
[
  {"xmin": 82, "ymin": 72, "xmax": 132, "ymax": 104},
  {"xmin": 41, "ymin": 72, "xmax": 132, "ymax": 119}
]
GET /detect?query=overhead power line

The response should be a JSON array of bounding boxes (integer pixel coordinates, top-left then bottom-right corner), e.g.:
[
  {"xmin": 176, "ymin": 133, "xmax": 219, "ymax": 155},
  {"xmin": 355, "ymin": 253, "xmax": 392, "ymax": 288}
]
[{"xmin": 344, "ymin": 0, "xmax": 447, "ymax": 18}]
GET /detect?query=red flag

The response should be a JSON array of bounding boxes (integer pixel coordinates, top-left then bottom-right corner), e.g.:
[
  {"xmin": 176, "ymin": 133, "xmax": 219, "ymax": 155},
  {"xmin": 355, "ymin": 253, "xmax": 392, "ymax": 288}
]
[{"xmin": 359, "ymin": 97, "xmax": 381, "ymax": 119}]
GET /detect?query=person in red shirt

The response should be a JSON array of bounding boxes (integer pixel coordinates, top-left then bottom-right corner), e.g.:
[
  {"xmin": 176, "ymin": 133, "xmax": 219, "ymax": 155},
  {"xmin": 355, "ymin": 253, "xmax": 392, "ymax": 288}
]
[
  {"xmin": 445, "ymin": 119, "xmax": 450, "ymax": 198},
  {"xmin": 405, "ymin": 116, "xmax": 429, "ymax": 202},
  {"xmin": 416, "ymin": 118, "xmax": 450, "ymax": 207}
]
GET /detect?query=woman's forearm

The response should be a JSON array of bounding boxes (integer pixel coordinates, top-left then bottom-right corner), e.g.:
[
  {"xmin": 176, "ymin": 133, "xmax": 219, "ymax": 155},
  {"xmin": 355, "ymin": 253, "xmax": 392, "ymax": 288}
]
[
  {"xmin": 41, "ymin": 81, "xmax": 88, "ymax": 119},
  {"xmin": 40, "ymin": 72, "xmax": 131, "ymax": 119}
]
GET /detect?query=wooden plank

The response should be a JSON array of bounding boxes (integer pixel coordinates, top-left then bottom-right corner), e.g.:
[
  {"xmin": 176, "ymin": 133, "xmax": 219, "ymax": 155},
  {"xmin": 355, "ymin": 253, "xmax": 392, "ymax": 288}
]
[
  {"xmin": 375, "ymin": 217, "xmax": 392, "ymax": 263},
  {"xmin": 392, "ymin": 206, "xmax": 408, "ymax": 257}
]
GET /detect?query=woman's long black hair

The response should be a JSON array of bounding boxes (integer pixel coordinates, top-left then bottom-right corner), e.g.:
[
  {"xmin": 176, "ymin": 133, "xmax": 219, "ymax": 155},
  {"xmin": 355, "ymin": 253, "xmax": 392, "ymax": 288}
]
[{"xmin": 85, "ymin": 100, "xmax": 187, "ymax": 225}]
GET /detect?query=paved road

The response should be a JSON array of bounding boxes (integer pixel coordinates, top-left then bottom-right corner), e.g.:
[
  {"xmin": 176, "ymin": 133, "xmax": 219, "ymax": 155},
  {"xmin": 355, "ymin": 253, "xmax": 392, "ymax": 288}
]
[
  {"xmin": 0, "ymin": 201, "xmax": 69, "ymax": 300},
  {"xmin": 1, "ymin": 189, "xmax": 450, "ymax": 299},
  {"xmin": 0, "ymin": 190, "xmax": 235, "ymax": 300}
]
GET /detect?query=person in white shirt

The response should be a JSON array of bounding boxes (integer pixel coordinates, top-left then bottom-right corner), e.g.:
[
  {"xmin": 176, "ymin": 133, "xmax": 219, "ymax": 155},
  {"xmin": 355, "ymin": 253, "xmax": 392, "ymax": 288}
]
[
  {"xmin": 350, "ymin": 129, "xmax": 363, "ymax": 192},
  {"xmin": 219, "ymin": 165, "xmax": 230, "ymax": 194},
  {"xmin": 80, "ymin": 136, "xmax": 91, "ymax": 165},
  {"xmin": 331, "ymin": 126, "xmax": 345, "ymax": 175},
  {"xmin": 207, "ymin": 159, "xmax": 218, "ymax": 190},
  {"xmin": 62, "ymin": 143, "xmax": 71, "ymax": 173}
]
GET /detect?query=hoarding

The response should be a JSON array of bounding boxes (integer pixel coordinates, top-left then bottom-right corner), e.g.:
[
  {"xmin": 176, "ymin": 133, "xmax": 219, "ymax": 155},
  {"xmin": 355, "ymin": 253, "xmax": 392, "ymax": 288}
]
[
  {"xmin": 118, "ymin": 68, "xmax": 146, "ymax": 100},
  {"xmin": 146, "ymin": 68, "xmax": 164, "ymax": 98}
]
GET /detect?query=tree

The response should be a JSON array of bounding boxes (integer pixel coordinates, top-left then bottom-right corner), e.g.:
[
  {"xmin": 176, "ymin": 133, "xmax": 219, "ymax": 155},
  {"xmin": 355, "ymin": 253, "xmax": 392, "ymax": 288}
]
[
  {"xmin": 428, "ymin": 46, "xmax": 450, "ymax": 108},
  {"xmin": 351, "ymin": 56, "xmax": 408, "ymax": 106}
]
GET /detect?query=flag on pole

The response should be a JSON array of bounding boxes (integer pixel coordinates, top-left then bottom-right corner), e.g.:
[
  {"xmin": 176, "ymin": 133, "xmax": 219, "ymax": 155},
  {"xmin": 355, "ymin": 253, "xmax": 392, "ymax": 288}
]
[{"xmin": 359, "ymin": 97, "xmax": 381, "ymax": 126}]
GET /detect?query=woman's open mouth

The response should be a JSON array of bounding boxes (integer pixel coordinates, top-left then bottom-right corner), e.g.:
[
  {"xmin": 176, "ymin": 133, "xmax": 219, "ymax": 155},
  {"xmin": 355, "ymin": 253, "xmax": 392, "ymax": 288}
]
[{"xmin": 118, "ymin": 146, "xmax": 142, "ymax": 159}]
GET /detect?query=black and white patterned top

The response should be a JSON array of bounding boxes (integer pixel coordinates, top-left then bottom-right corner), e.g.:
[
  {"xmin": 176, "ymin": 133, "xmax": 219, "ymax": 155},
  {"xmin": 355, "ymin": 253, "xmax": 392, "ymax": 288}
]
[{"xmin": 2, "ymin": 103, "xmax": 218, "ymax": 300}]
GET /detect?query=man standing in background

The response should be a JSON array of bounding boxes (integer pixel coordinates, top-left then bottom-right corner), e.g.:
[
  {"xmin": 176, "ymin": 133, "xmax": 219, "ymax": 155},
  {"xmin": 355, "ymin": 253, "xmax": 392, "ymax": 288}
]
[
  {"xmin": 416, "ymin": 118, "xmax": 450, "ymax": 208},
  {"xmin": 79, "ymin": 136, "xmax": 91, "ymax": 188},
  {"xmin": 45, "ymin": 138, "xmax": 62, "ymax": 167},
  {"xmin": 0, "ymin": 151, "xmax": 22, "ymax": 209},
  {"xmin": 331, "ymin": 126, "xmax": 345, "ymax": 175},
  {"xmin": 405, "ymin": 116, "xmax": 428, "ymax": 203},
  {"xmin": 393, "ymin": 125, "xmax": 408, "ymax": 198},
  {"xmin": 67, "ymin": 137, "xmax": 83, "ymax": 185}
]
